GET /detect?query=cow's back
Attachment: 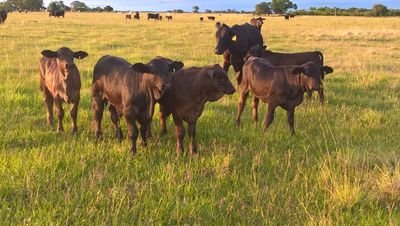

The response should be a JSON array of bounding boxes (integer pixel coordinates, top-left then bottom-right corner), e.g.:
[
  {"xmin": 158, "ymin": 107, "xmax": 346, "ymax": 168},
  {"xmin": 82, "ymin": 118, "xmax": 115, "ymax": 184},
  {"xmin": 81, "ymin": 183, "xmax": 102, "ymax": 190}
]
[{"xmin": 266, "ymin": 51, "xmax": 323, "ymax": 66}]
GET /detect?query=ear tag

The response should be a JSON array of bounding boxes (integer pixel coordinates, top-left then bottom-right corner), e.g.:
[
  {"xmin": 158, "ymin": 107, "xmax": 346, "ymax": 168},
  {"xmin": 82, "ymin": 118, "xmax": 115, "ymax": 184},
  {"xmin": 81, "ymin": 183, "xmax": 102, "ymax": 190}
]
[{"xmin": 232, "ymin": 35, "xmax": 237, "ymax": 41}]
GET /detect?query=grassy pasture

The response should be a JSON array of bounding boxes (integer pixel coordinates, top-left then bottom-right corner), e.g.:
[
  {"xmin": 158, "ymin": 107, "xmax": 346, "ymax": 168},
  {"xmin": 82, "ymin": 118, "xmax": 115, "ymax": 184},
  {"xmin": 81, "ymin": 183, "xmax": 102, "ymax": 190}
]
[{"xmin": 1, "ymin": 12, "xmax": 400, "ymax": 224}]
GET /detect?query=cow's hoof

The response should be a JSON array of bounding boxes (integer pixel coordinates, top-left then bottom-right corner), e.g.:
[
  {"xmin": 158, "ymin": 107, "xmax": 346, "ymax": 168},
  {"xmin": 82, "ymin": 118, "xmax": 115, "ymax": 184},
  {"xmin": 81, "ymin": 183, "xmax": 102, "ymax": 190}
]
[
  {"xmin": 130, "ymin": 147, "xmax": 137, "ymax": 155},
  {"xmin": 95, "ymin": 131, "xmax": 102, "ymax": 139},
  {"xmin": 141, "ymin": 141, "xmax": 147, "ymax": 147}
]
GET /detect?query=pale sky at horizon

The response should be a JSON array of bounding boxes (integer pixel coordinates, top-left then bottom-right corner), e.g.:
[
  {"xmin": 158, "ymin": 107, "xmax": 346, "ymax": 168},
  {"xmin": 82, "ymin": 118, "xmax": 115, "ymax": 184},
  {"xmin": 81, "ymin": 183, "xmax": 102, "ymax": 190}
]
[{"xmin": 40, "ymin": 0, "xmax": 400, "ymax": 11}]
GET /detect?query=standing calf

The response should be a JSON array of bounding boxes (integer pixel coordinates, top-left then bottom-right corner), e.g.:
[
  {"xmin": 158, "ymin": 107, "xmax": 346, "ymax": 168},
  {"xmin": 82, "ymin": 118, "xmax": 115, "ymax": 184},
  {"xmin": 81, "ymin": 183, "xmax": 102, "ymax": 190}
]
[
  {"xmin": 158, "ymin": 64, "xmax": 235, "ymax": 154},
  {"xmin": 236, "ymin": 57, "xmax": 333, "ymax": 135},
  {"xmin": 92, "ymin": 56, "xmax": 182, "ymax": 154},
  {"xmin": 39, "ymin": 47, "xmax": 88, "ymax": 133}
]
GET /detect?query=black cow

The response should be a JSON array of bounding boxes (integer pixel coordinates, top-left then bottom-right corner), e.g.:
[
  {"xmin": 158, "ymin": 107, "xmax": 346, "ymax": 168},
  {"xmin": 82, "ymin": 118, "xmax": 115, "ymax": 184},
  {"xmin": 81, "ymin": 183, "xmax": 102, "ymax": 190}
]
[
  {"xmin": 0, "ymin": 9, "xmax": 8, "ymax": 24},
  {"xmin": 236, "ymin": 57, "xmax": 333, "ymax": 134},
  {"xmin": 92, "ymin": 56, "xmax": 182, "ymax": 154},
  {"xmin": 49, "ymin": 10, "xmax": 65, "ymax": 18},
  {"xmin": 245, "ymin": 44, "xmax": 327, "ymax": 103},
  {"xmin": 134, "ymin": 12, "xmax": 140, "ymax": 20},
  {"xmin": 214, "ymin": 23, "xmax": 264, "ymax": 74},
  {"xmin": 148, "ymin": 13, "xmax": 160, "ymax": 21},
  {"xmin": 200, "ymin": 17, "xmax": 203, "ymax": 22},
  {"xmin": 208, "ymin": 16, "xmax": 215, "ymax": 21}
]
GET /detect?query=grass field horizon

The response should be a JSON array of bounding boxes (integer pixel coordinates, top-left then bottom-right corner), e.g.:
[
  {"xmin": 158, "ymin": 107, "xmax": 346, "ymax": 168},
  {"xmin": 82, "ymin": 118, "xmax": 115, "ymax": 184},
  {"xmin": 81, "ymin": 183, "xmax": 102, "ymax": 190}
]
[{"xmin": 1, "ymin": 12, "xmax": 400, "ymax": 224}]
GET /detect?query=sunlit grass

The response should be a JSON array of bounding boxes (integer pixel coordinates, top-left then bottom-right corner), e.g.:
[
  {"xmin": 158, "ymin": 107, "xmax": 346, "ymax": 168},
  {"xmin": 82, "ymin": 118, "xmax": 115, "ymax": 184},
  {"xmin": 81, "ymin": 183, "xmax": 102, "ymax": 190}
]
[{"xmin": 0, "ymin": 12, "xmax": 400, "ymax": 224}]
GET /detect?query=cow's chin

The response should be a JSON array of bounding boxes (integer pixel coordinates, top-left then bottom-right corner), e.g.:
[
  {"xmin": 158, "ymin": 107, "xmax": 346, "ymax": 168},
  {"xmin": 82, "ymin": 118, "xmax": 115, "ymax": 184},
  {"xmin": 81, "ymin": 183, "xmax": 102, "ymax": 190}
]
[{"xmin": 153, "ymin": 88, "xmax": 163, "ymax": 100}]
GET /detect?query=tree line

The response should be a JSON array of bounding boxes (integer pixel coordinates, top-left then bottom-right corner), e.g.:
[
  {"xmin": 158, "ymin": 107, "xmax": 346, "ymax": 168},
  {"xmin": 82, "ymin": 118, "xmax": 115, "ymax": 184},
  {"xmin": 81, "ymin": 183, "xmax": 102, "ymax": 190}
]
[{"xmin": 0, "ymin": 0, "xmax": 113, "ymax": 12}]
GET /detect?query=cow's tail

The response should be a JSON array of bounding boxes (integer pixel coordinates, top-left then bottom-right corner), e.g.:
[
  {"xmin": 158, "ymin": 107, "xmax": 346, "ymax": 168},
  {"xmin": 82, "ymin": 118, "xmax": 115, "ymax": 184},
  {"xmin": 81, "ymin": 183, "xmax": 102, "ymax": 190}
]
[{"xmin": 316, "ymin": 51, "xmax": 324, "ymax": 65}]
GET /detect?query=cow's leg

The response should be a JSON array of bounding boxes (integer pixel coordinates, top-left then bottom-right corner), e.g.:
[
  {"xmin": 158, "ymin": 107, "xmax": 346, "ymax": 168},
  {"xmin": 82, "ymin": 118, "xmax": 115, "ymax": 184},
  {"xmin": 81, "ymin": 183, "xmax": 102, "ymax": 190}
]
[
  {"xmin": 146, "ymin": 102, "xmax": 156, "ymax": 138},
  {"xmin": 109, "ymin": 105, "xmax": 123, "ymax": 140},
  {"xmin": 307, "ymin": 90, "xmax": 312, "ymax": 100},
  {"xmin": 137, "ymin": 113, "xmax": 149, "ymax": 147},
  {"xmin": 264, "ymin": 102, "xmax": 278, "ymax": 132},
  {"xmin": 54, "ymin": 99, "xmax": 64, "ymax": 133},
  {"xmin": 42, "ymin": 86, "xmax": 54, "ymax": 126},
  {"xmin": 92, "ymin": 94, "xmax": 104, "ymax": 138},
  {"xmin": 173, "ymin": 115, "xmax": 185, "ymax": 154},
  {"xmin": 318, "ymin": 84, "xmax": 325, "ymax": 104},
  {"xmin": 287, "ymin": 108, "xmax": 295, "ymax": 136},
  {"xmin": 70, "ymin": 98, "xmax": 79, "ymax": 134},
  {"xmin": 124, "ymin": 110, "xmax": 139, "ymax": 154},
  {"xmin": 236, "ymin": 91, "xmax": 249, "ymax": 126},
  {"xmin": 159, "ymin": 104, "xmax": 170, "ymax": 136},
  {"xmin": 252, "ymin": 96, "xmax": 260, "ymax": 123},
  {"xmin": 188, "ymin": 120, "xmax": 197, "ymax": 155}
]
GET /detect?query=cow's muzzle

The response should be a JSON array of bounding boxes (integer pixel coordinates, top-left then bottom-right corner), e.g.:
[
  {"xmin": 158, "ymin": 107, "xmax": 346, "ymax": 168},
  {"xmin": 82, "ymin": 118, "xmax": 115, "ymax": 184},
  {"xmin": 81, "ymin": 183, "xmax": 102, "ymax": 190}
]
[{"xmin": 214, "ymin": 48, "xmax": 224, "ymax": 55}]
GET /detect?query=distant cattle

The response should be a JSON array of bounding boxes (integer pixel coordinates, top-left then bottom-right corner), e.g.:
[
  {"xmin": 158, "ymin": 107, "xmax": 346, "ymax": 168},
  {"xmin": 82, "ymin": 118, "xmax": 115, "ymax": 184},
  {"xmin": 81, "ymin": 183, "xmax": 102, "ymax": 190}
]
[
  {"xmin": 284, "ymin": 14, "xmax": 290, "ymax": 20},
  {"xmin": 214, "ymin": 22, "xmax": 264, "ymax": 74},
  {"xmin": 245, "ymin": 44, "xmax": 328, "ymax": 103},
  {"xmin": 134, "ymin": 12, "xmax": 140, "ymax": 20},
  {"xmin": 236, "ymin": 57, "xmax": 333, "ymax": 134},
  {"xmin": 290, "ymin": 14, "xmax": 295, "ymax": 18},
  {"xmin": 92, "ymin": 55, "xmax": 182, "ymax": 154},
  {"xmin": 49, "ymin": 10, "xmax": 65, "ymax": 18},
  {"xmin": 0, "ymin": 10, "xmax": 7, "ymax": 24},
  {"xmin": 208, "ymin": 16, "xmax": 216, "ymax": 21},
  {"xmin": 148, "ymin": 13, "xmax": 161, "ymax": 21},
  {"xmin": 200, "ymin": 17, "xmax": 203, "ymax": 22},
  {"xmin": 39, "ymin": 47, "xmax": 88, "ymax": 133},
  {"xmin": 125, "ymin": 14, "xmax": 132, "ymax": 20},
  {"xmin": 158, "ymin": 64, "xmax": 235, "ymax": 154},
  {"xmin": 166, "ymin": 15, "xmax": 172, "ymax": 21}
]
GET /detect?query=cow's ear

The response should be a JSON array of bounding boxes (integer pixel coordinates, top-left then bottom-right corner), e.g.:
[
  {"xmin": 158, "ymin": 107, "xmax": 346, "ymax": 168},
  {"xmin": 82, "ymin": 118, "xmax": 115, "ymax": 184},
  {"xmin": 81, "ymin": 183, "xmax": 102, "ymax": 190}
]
[
  {"xmin": 215, "ymin": 22, "xmax": 221, "ymax": 29},
  {"xmin": 292, "ymin": 67, "xmax": 305, "ymax": 75},
  {"xmin": 41, "ymin": 50, "xmax": 58, "ymax": 58},
  {"xmin": 132, "ymin": 63, "xmax": 151, "ymax": 73},
  {"xmin": 169, "ymin": 61, "xmax": 184, "ymax": 72},
  {"xmin": 73, "ymin": 51, "xmax": 88, "ymax": 60}
]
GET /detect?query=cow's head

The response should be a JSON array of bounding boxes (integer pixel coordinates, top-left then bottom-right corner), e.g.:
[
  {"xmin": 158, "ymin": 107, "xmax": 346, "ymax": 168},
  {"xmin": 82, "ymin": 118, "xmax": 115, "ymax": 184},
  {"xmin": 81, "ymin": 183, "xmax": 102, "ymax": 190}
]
[
  {"xmin": 41, "ymin": 47, "xmax": 88, "ymax": 78},
  {"xmin": 244, "ymin": 44, "xmax": 267, "ymax": 62},
  {"xmin": 215, "ymin": 23, "xmax": 237, "ymax": 55},
  {"xmin": 292, "ymin": 62, "xmax": 333, "ymax": 92},
  {"xmin": 206, "ymin": 64, "xmax": 235, "ymax": 101},
  {"xmin": 132, "ymin": 57, "xmax": 184, "ymax": 100}
]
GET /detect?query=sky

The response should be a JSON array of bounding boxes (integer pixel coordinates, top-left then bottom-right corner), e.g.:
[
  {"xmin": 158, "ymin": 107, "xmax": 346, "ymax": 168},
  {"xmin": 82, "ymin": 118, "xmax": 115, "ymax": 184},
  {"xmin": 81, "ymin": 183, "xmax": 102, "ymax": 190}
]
[{"xmin": 42, "ymin": 0, "xmax": 400, "ymax": 11}]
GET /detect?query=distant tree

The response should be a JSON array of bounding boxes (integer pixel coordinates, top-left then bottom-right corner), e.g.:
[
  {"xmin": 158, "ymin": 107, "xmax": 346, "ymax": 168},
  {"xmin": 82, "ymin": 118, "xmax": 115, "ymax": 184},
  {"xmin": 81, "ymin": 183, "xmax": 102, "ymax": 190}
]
[
  {"xmin": 92, "ymin": 6, "xmax": 103, "ymax": 12},
  {"xmin": 4, "ymin": 0, "xmax": 43, "ymax": 10},
  {"xmin": 103, "ymin": 5, "xmax": 113, "ymax": 12},
  {"xmin": 372, "ymin": 4, "xmax": 388, "ymax": 16},
  {"xmin": 173, "ymin": 9, "xmax": 184, "ymax": 13},
  {"xmin": 48, "ymin": 1, "xmax": 66, "ymax": 11},
  {"xmin": 271, "ymin": 0, "xmax": 296, "ymax": 14},
  {"xmin": 205, "ymin": 9, "xmax": 212, "ymax": 13},
  {"xmin": 70, "ymin": 1, "xmax": 89, "ymax": 11},
  {"xmin": 255, "ymin": 2, "xmax": 272, "ymax": 15},
  {"xmin": 192, "ymin": 5, "xmax": 199, "ymax": 13}
]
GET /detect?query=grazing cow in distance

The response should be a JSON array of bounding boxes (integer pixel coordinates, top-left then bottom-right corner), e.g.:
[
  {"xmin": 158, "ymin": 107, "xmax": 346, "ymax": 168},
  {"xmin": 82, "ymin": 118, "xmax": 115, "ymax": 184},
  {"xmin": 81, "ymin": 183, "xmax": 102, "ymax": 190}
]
[
  {"xmin": 208, "ymin": 16, "xmax": 216, "ymax": 21},
  {"xmin": 236, "ymin": 57, "xmax": 333, "ymax": 134},
  {"xmin": 49, "ymin": 9, "xmax": 65, "ymax": 18},
  {"xmin": 92, "ymin": 56, "xmax": 183, "ymax": 154},
  {"xmin": 245, "ymin": 44, "xmax": 328, "ymax": 103},
  {"xmin": 39, "ymin": 47, "xmax": 88, "ymax": 133},
  {"xmin": 284, "ymin": 14, "xmax": 290, "ymax": 20},
  {"xmin": 134, "ymin": 12, "xmax": 140, "ymax": 20},
  {"xmin": 0, "ymin": 10, "xmax": 8, "ymax": 24},
  {"xmin": 147, "ymin": 13, "xmax": 160, "ymax": 20},
  {"xmin": 166, "ymin": 15, "xmax": 172, "ymax": 21},
  {"xmin": 200, "ymin": 17, "xmax": 203, "ymax": 22},
  {"xmin": 214, "ymin": 22, "xmax": 264, "ymax": 74},
  {"xmin": 290, "ymin": 14, "xmax": 295, "ymax": 18},
  {"xmin": 158, "ymin": 64, "xmax": 235, "ymax": 154},
  {"xmin": 125, "ymin": 14, "xmax": 132, "ymax": 20}
]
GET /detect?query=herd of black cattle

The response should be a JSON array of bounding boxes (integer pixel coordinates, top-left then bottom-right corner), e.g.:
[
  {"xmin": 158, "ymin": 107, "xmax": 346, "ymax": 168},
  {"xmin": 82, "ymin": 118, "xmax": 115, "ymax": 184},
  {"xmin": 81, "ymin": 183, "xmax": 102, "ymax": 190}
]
[{"xmin": 2, "ymin": 12, "xmax": 334, "ymax": 154}]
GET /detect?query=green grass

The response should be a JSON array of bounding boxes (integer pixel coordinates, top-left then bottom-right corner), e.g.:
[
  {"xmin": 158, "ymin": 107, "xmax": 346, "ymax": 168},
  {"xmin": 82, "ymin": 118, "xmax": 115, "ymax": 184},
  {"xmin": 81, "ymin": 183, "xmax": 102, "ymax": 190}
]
[{"xmin": 1, "ymin": 12, "xmax": 400, "ymax": 224}]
